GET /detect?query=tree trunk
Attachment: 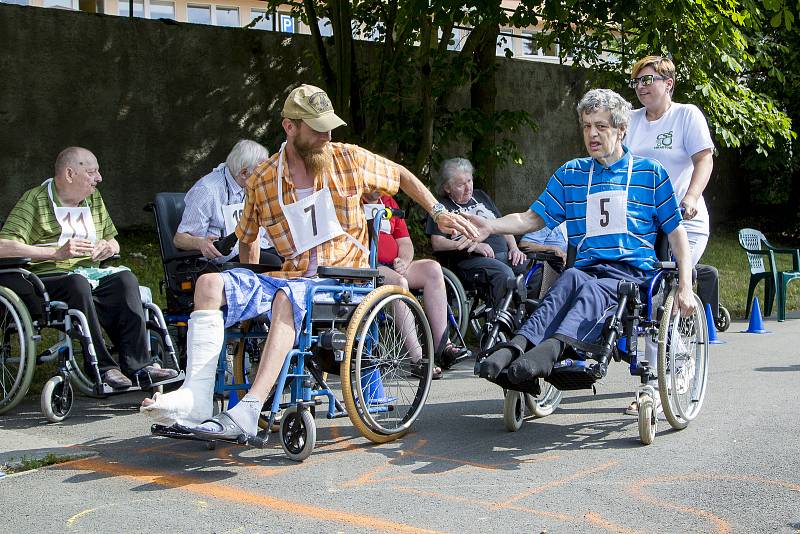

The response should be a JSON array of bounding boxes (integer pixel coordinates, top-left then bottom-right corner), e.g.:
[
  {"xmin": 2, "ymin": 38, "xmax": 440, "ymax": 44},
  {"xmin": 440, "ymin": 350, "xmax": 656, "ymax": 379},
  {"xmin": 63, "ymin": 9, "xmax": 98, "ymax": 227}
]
[{"xmin": 471, "ymin": 23, "xmax": 499, "ymax": 196}]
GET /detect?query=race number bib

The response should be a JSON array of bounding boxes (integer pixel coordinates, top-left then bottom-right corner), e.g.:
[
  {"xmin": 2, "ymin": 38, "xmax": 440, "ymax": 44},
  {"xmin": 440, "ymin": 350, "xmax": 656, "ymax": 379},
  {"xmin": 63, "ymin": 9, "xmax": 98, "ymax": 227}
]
[
  {"xmin": 363, "ymin": 204, "xmax": 391, "ymax": 233},
  {"xmin": 53, "ymin": 206, "xmax": 97, "ymax": 246},
  {"xmin": 584, "ymin": 189, "xmax": 628, "ymax": 237},
  {"xmin": 222, "ymin": 202, "xmax": 244, "ymax": 235}
]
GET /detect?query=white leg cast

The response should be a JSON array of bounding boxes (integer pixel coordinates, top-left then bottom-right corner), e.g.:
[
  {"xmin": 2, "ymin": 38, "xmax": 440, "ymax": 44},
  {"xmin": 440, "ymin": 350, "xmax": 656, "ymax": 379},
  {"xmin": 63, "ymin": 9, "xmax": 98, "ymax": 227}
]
[{"xmin": 140, "ymin": 310, "xmax": 223, "ymax": 425}]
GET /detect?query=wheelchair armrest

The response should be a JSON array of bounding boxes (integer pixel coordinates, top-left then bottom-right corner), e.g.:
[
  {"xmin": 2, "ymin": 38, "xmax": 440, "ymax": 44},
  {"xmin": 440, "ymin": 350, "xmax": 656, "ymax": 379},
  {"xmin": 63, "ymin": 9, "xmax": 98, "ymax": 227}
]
[
  {"xmin": 221, "ymin": 262, "xmax": 275, "ymax": 274},
  {"xmin": 317, "ymin": 266, "xmax": 378, "ymax": 280},
  {"xmin": 0, "ymin": 257, "xmax": 32, "ymax": 268}
]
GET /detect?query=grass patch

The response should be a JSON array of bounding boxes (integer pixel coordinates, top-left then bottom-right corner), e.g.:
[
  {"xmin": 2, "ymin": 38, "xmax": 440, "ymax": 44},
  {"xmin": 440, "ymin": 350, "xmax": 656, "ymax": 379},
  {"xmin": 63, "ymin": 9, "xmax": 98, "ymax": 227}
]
[
  {"xmin": 702, "ymin": 228, "xmax": 800, "ymax": 318},
  {"xmin": 0, "ymin": 452, "xmax": 76, "ymax": 475}
]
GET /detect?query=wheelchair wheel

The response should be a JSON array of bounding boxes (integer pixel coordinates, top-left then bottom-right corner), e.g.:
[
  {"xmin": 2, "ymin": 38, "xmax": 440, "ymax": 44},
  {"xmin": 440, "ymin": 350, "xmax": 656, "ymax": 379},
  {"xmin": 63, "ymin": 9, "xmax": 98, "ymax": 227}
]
[
  {"xmin": 342, "ymin": 285, "xmax": 433, "ymax": 443},
  {"xmin": 637, "ymin": 393, "xmax": 657, "ymax": 445},
  {"xmin": 503, "ymin": 390, "xmax": 525, "ymax": 432},
  {"xmin": 41, "ymin": 375, "xmax": 74, "ymax": 423},
  {"xmin": 715, "ymin": 305, "xmax": 731, "ymax": 332},
  {"xmin": 0, "ymin": 286, "xmax": 36, "ymax": 415},
  {"xmin": 657, "ymin": 290, "xmax": 709, "ymax": 430},
  {"xmin": 525, "ymin": 383, "xmax": 563, "ymax": 418},
  {"xmin": 280, "ymin": 407, "xmax": 315, "ymax": 462},
  {"xmin": 442, "ymin": 268, "xmax": 469, "ymax": 342}
]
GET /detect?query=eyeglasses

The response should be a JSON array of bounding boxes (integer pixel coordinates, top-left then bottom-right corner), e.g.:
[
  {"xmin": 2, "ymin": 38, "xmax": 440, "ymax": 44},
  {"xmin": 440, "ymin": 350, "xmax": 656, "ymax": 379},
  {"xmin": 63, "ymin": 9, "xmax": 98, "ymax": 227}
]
[{"xmin": 628, "ymin": 75, "xmax": 668, "ymax": 89}]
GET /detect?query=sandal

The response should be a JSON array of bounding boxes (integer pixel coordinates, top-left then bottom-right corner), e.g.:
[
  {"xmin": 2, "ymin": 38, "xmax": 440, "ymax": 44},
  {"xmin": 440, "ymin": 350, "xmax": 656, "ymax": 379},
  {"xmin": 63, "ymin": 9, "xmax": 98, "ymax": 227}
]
[
  {"xmin": 408, "ymin": 360, "xmax": 443, "ymax": 380},
  {"xmin": 184, "ymin": 412, "xmax": 253, "ymax": 442},
  {"xmin": 624, "ymin": 401, "xmax": 639, "ymax": 416}
]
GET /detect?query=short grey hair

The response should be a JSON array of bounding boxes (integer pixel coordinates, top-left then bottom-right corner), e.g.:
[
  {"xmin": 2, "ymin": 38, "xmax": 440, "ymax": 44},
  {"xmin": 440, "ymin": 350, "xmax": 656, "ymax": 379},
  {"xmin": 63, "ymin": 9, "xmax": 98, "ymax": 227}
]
[
  {"xmin": 576, "ymin": 89, "xmax": 632, "ymax": 129},
  {"xmin": 439, "ymin": 157, "xmax": 474, "ymax": 194},
  {"xmin": 225, "ymin": 139, "xmax": 269, "ymax": 177}
]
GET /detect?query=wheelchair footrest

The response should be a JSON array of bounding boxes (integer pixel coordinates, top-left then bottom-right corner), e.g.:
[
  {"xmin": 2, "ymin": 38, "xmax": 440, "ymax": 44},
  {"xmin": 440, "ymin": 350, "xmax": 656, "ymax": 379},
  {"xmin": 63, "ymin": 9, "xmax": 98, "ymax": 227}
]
[
  {"xmin": 151, "ymin": 423, "xmax": 210, "ymax": 442},
  {"xmin": 545, "ymin": 359, "xmax": 597, "ymax": 391}
]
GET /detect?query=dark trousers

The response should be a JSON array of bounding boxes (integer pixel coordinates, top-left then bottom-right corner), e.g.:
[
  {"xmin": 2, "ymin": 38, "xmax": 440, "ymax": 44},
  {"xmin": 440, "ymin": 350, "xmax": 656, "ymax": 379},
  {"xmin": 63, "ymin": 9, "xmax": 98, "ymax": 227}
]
[
  {"xmin": 454, "ymin": 255, "xmax": 529, "ymax": 308},
  {"xmin": 42, "ymin": 271, "xmax": 150, "ymax": 376},
  {"xmin": 695, "ymin": 264, "xmax": 720, "ymax": 318}
]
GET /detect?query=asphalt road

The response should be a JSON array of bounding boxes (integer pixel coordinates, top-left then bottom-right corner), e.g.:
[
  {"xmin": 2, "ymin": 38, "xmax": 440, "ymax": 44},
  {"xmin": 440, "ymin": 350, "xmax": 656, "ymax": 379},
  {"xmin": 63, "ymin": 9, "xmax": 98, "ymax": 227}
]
[{"xmin": 2, "ymin": 317, "xmax": 799, "ymax": 534}]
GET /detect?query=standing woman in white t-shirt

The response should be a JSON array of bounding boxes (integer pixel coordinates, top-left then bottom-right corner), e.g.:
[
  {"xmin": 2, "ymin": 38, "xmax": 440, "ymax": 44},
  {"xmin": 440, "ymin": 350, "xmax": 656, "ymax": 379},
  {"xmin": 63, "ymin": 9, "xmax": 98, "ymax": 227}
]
[
  {"xmin": 623, "ymin": 55, "xmax": 716, "ymax": 416},
  {"xmin": 625, "ymin": 55, "xmax": 714, "ymax": 265}
]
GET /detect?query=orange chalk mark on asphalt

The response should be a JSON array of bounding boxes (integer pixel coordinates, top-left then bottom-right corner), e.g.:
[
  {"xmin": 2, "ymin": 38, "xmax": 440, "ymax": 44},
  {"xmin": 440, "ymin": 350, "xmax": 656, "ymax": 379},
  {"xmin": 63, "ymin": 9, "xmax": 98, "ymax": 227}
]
[
  {"xmin": 60, "ymin": 458, "xmax": 444, "ymax": 534},
  {"xmin": 503, "ymin": 460, "xmax": 618, "ymax": 505},
  {"xmin": 583, "ymin": 512, "xmax": 649, "ymax": 534},
  {"xmin": 397, "ymin": 486, "xmax": 575, "ymax": 523},
  {"xmin": 628, "ymin": 474, "xmax": 800, "ymax": 534}
]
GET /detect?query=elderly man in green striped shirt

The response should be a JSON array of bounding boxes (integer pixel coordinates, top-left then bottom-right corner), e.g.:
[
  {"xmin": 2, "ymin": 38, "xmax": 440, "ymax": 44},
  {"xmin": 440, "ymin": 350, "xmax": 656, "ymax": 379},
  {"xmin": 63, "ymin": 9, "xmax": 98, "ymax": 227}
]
[{"xmin": 0, "ymin": 147, "xmax": 177, "ymax": 389}]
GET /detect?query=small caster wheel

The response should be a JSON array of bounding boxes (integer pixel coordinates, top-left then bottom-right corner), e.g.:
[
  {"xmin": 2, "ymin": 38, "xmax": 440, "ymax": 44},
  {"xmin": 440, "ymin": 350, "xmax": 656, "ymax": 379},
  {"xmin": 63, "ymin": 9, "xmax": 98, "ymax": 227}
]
[
  {"xmin": 503, "ymin": 390, "xmax": 525, "ymax": 432},
  {"xmin": 280, "ymin": 407, "xmax": 316, "ymax": 461},
  {"xmin": 206, "ymin": 441, "xmax": 216, "ymax": 451},
  {"xmin": 41, "ymin": 375, "xmax": 74, "ymax": 423},
  {"xmin": 715, "ymin": 305, "xmax": 731, "ymax": 332},
  {"xmin": 638, "ymin": 394, "xmax": 657, "ymax": 445}
]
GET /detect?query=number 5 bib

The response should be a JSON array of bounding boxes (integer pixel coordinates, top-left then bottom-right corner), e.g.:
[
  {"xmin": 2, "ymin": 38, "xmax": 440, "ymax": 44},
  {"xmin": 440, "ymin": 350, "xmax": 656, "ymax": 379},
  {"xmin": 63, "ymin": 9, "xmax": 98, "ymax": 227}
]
[
  {"xmin": 582, "ymin": 156, "xmax": 632, "ymax": 239},
  {"xmin": 46, "ymin": 178, "xmax": 97, "ymax": 246},
  {"xmin": 275, "ymin": 142, "xmax": 368, "ymax": 257}
]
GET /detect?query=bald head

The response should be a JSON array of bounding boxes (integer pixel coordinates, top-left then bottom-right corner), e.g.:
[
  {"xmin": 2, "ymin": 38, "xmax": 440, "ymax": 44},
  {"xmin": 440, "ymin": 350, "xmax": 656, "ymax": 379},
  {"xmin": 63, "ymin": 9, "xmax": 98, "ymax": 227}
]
[
  {"xmin": 55, "ymin": 147, "xmax": 95, "ymax": 177},
  {"xmin": 53, "ymin": 147, "xmax": 102, "ymax": 205}
]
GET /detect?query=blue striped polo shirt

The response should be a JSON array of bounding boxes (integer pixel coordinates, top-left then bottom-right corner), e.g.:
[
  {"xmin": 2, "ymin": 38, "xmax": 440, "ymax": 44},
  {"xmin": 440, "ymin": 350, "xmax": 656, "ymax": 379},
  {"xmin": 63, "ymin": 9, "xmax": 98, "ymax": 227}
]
[{"xmin": 531, "ymin": 147, "xmax": 682, "ymax": 273}]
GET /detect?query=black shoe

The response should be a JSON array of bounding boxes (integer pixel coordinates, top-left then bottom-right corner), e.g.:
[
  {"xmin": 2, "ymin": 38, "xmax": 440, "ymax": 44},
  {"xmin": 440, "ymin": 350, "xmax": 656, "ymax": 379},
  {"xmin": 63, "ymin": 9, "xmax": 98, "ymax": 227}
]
[
  {"xmin": 102, "ymin": 368, "xmax": 133, "ymax": 389},
  {"xmin": 135, "ymin": 365, "xmax": 179, "ymax": 387},
  {"xmin": 436, "ymin": 344, "xmax": 469, "ymax": 370}
]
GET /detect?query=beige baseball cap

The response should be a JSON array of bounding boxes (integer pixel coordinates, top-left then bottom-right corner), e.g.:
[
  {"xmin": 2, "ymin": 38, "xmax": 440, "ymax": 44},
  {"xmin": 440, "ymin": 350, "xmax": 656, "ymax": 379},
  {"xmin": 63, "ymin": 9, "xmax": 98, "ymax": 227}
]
[{"xmin": 282, "ymin": 84, "xmax": 346, "ymax": 132}]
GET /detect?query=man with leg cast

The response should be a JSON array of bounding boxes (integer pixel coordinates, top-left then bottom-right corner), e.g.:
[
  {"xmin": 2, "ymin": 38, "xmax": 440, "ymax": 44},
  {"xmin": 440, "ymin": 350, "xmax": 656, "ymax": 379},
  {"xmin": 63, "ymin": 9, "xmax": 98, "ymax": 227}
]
[{"xmin": 140, "ymin": 85, "xmax": 477, "ymax": 439}]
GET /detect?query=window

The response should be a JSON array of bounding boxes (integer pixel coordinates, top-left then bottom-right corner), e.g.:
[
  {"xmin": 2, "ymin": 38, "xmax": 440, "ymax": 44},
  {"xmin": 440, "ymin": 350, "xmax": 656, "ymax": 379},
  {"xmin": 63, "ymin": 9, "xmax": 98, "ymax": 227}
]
[
  {"xmin": 249, "ymin": 9, "xmax": 273, "ymax": 30},
  {"xmin": 521, "ymin": 30, "xmax": 536, "ymax": 57},
  {"xmin": 317, "ymin": 16, "xmax": 332, "ymax": 37},
  {"xmin": 1, "ymin": 0, "xmax": 29, "ymax": 4},
  {"xmin": 187, "ymin": 4, "xmax": 210, "ymax": 24},
  {"xmin": 496, "ymin": 34, "xmax": 510, "ymax": 57},
  {"xmin": 44, "ymin": 0, "xmax": 77, "ymax": 8},
  {"xmin": 149, "ymin": 0, "xmax": 173, "ymax": 19},
  {"xmin": 117, "ymin": 0, "xmax": 143, "ymax": 16},
  {"xmin": 215, "ymin": 6, "xmax": 238, "ymax": 27}
]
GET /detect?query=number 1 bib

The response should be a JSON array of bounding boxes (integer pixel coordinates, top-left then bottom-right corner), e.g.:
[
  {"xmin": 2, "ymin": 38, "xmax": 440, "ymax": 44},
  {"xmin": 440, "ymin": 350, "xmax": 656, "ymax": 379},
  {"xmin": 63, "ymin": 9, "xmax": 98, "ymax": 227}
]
[{"xmin": 46, "ymin": 179, "xmax": 97, "ymax": 246}]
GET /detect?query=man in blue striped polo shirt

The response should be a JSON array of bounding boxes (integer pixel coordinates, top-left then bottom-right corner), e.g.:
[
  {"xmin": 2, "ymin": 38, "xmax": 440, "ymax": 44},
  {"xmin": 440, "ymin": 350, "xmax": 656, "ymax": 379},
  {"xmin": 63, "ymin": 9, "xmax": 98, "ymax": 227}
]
[{"xmin": 468, "ymin": 88, "xmax": 695, "ymax": 384}]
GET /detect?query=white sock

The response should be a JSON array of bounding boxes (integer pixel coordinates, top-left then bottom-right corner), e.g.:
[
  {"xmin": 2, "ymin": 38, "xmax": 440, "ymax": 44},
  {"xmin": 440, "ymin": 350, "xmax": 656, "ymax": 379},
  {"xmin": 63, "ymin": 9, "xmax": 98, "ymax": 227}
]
[{"xmin": 141, "ymin": 310, "xmax": 223, "ymax": 425}]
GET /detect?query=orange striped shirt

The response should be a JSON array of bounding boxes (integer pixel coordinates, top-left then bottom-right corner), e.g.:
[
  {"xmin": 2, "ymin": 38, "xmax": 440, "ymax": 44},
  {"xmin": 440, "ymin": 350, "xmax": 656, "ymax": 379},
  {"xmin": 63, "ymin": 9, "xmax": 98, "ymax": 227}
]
[{"xmin": 236, "ymin": 143, "xmax": 400, "ymax": 278}]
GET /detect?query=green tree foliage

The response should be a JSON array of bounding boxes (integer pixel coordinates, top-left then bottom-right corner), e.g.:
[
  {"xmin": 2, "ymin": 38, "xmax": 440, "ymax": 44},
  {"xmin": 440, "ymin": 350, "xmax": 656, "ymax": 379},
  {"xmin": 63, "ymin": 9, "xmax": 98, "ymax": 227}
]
[{"xmin": 261, "ymin": 0, "xmax": 538, "ymax": 193}]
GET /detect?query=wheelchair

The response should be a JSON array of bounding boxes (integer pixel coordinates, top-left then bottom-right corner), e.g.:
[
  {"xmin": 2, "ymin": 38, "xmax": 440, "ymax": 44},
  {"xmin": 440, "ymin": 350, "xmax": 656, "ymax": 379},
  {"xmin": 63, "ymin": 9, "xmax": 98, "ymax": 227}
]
[
  {"xmin": 147, "ymin": 195, "xmax": 435, "ymax": 461},
  {"xmin": 0, "ymin": 258, "xmax": 182, "ymax": 422},
  {"xmin": 476, "ymin": 238, "xmax": 710, "ymax": 445}
]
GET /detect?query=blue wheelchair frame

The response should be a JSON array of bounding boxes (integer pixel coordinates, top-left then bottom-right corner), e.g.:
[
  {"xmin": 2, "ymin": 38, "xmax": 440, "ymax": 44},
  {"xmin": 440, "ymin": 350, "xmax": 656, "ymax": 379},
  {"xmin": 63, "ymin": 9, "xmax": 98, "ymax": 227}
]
[{"xmin": 152, "ymin": 208, "xmax": 435, "ymax": 458}]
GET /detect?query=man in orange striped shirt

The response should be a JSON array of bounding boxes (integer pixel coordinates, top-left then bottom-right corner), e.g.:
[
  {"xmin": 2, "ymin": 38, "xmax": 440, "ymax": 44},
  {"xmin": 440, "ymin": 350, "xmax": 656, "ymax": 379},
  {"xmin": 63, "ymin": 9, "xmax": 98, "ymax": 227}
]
[{"xmin": 142, "ymin": 85, "xmax": 477, "ymax": 440}]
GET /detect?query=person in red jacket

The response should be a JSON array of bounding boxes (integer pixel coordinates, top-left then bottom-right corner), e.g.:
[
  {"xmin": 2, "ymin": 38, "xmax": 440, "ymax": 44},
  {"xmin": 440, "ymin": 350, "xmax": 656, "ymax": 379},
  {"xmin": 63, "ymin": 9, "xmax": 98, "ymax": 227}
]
[{"xmin": 364, "ymin": 192, "xmax": 467, "ymax": 379}]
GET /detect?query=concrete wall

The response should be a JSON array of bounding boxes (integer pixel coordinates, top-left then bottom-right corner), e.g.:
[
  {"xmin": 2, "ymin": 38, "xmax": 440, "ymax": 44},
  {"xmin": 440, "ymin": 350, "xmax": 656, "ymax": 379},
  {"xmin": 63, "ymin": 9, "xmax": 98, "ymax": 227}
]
[{"xmin": 0, "ymin": 4, "xmax": 737, "ymax": 228}]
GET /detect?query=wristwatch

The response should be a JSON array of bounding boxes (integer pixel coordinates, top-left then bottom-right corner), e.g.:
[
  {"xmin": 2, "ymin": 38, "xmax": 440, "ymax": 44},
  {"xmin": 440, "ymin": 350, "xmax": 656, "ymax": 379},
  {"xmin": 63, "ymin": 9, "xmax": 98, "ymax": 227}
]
[{"xmin": 430, "ymin": 202, "xmax": 448, "ymax": 222}]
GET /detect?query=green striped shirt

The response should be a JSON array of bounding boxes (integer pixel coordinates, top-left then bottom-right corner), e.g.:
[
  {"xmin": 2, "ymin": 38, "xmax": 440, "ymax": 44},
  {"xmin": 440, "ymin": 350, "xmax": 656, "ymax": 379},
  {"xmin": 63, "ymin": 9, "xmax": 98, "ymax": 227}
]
[{"xmin": 0, "ymin": 182, "xmax": 118, "ymax": 274}]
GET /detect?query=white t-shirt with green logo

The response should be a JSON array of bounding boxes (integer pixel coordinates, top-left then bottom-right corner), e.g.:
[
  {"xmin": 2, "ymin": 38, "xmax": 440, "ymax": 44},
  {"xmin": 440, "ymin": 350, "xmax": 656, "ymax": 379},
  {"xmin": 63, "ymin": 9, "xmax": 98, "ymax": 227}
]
[{"xmin": 626, "ymin": 102, "xmax": 714, "ymax": 236}]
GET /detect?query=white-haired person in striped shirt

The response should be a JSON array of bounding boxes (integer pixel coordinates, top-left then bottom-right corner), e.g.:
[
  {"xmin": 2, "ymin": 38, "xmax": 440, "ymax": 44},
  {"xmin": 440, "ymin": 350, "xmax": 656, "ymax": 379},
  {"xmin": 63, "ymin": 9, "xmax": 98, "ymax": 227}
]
[
  {"xmin": 466, "ymin": 88, "xmax": 695, "ymax": 385},
  {"xmin": 174, "ymin": 139, "xmax": 281, "ymax": 265}
]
